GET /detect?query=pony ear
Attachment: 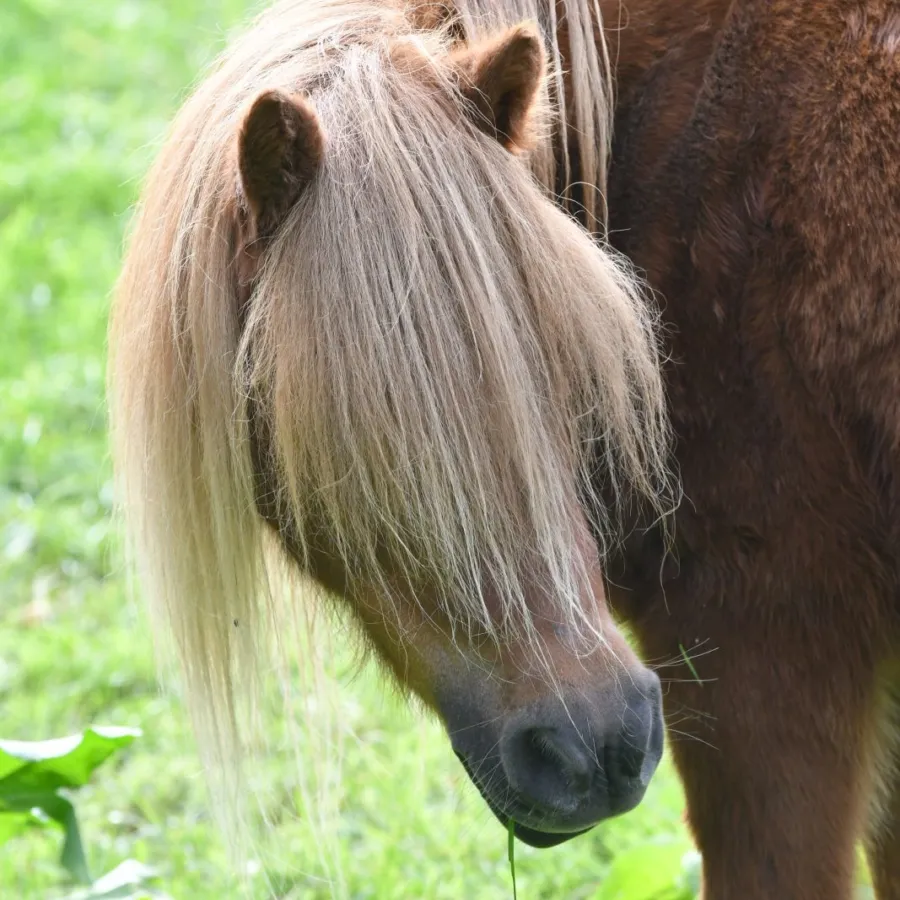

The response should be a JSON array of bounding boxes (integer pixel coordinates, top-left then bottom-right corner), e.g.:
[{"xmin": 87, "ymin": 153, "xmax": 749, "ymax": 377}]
[
  {"xmin": 237, "ymin": 89, "xmax": 324, "ymax": 239},
  {"xmin": 451, "ymin": 22, "xmax": 545, "ymax": 153}
]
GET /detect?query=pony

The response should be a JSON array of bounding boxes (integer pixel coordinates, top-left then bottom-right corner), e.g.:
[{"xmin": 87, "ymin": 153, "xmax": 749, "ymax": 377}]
[
  {"xmin": 594, "ymin": 1, "xmax": 900, "ymax": 897},
  {"xmin": 109, "ymin": 0, "xmax": 672, "ymax": 853}
]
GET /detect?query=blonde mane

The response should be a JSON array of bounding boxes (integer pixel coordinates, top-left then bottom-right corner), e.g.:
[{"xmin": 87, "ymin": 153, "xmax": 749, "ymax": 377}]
[{"xmin": 109, "ymin": 0, "xmax": 668, "ymax": 866}]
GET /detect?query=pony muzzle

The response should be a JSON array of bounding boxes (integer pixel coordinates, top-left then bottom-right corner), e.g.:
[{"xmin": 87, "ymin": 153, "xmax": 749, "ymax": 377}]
[{"xmin": 449, "ymin": 670, "xmax": 664, "ymax": 847}]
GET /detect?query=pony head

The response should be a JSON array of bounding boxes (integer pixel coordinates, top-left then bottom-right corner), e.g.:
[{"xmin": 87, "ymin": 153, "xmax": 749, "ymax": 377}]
[{"xmin": 111, "ymin": 0, "xmax": 669, "ymax": 848}]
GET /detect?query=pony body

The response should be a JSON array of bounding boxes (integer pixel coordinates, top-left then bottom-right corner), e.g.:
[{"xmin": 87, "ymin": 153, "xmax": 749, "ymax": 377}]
[
  {"xmin": 110, "ymin": 0, "xmax": 670, "ymax": 852},
  {"xmin": 601, "ymin": 1, "xmax": 900, "ymax": 897}
]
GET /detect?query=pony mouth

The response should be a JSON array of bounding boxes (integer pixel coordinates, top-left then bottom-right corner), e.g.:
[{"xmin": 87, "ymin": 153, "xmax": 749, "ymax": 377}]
[
  {"xmin": 498, "ymin": 816, "xmax": 593, "ymax": 849},
  {"xmin": 455, "ymin": 752, "xmax": 595, "ymax": 848}
]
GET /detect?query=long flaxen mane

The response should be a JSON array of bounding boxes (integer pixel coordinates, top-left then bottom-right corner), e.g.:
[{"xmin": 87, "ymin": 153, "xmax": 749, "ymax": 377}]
[{"xmin": 109, "ymin": 0, "xmax": 668, "ymax": 837}]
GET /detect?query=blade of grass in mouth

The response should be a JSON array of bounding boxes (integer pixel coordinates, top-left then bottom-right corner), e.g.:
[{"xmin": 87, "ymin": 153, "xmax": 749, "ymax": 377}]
[{"xmin": 508, "ymin": 820, "xmax": 518, "ymax": 900}]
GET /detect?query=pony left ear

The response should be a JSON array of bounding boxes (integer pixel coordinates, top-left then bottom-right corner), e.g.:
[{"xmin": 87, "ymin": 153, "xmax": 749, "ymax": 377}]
[
  {"xmin": 237, "ymin": 89, "xmax": 324, "ymax": 240},
  {"xmin": 451, "ymin": 22, "xmax": 545, "ymax": 153}
]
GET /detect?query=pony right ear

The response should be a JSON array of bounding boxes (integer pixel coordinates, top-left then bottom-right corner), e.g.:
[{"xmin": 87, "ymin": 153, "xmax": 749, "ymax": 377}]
[
  {"xmin": 237, "ymin": 89, "xmax": 324, "ymax": 239},
  {"xmin": 450, "ymin": 22, "xmax": 545, "ymax": 153}
]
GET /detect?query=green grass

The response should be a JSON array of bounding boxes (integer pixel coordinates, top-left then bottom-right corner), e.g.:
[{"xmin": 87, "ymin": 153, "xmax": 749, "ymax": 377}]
[{"xmin": 0, "ymin": 1, "xmax": 692, "ymax": 896}]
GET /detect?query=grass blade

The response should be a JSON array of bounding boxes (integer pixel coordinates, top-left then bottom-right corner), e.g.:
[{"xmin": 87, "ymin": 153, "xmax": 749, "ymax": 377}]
[
  {"xmin": 678, "ymin": 643, "xmax": 702, "ymax": 686},
  {"xmin": 508, "ymin": 821, "xmax": 517, "ymax": 900}
]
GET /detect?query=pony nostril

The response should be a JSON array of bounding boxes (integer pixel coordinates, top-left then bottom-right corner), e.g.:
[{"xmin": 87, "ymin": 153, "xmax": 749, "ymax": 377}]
[
  {"xmin": 525, "ymin": 728, "xmax": 593, "ymax": 795},
  {"xmin": 502, "ymin": 723, "xmax": 594, "ymax": 809},
  {"xmin": 613, "ymin": 732, "xmax": 647, "ymax": 779},
  {"xmin": 607, "ymin": 678, "xmax": 662, "ymax": 794}
]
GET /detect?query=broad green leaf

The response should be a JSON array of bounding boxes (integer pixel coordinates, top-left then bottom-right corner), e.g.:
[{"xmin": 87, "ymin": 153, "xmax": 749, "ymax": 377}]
[
  {"xmin": 0, "ymin": 727, "xmax": 141, "ymax": 883},
  {"xmin": 0, "ymin": 789, "xmax": 90, "ymax": 883},
  {"xmin": 60, "ymin": 859, "xmax": 172, "ymax": 900},
  {"xmin": 593, "ymin": 838, "xmax": 695, "ymax": 900},
  {"xmin": 0, "ymin": 726, "xmax": 141, "ymax": 790}
]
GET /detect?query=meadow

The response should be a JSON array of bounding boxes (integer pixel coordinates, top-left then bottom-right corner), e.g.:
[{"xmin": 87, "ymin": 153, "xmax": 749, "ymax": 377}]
[{"xmin": 2, "ymin": 1, "xmax": 700, "ymax": 896}]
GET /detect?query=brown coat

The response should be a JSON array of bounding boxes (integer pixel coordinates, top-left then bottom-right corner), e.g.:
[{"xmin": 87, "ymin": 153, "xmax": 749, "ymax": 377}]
[{"xmin": 601, "ymin": 2, "xmax": 900, "ymax": 896}]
